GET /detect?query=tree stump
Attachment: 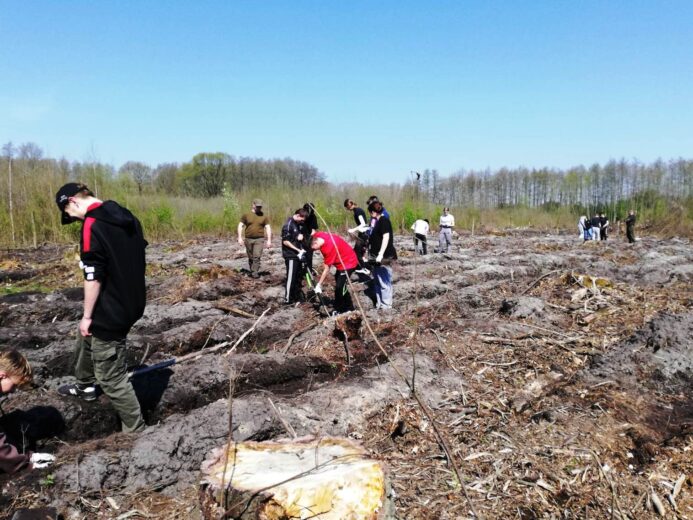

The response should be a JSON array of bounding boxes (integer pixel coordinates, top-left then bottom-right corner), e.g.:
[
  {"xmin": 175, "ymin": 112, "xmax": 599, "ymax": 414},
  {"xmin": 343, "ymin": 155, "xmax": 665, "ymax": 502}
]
[{"xmin": 199, "ymin": 436, "xmax": 391, "ymax": 519}]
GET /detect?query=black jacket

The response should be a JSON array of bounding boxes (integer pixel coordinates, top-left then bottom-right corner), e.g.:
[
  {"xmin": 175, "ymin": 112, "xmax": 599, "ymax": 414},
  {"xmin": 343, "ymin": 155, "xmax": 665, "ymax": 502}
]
[
  {"xmin": 369, "ymin": 216, "xmax": 398, "ymax": 261},
  {"xmin": 281, "ymin": 217, "xmax": 306, "ymax": 259},
  {"xmin": 80, "ymin": 201, "xmax": 147, "ymax": 340}
]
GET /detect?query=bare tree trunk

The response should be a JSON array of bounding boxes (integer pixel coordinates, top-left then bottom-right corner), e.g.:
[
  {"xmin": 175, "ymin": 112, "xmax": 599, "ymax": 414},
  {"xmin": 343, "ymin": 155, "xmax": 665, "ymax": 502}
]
[{"xmin": 8, "ymin": 154, "xmax": 15, "ymax": 246}]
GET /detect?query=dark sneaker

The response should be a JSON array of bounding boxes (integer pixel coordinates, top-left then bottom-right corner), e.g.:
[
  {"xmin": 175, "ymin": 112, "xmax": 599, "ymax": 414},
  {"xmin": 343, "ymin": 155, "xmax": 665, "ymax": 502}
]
[
  {"xmin": 355, "ymin": 267, "xmax": 371, "ymax": 276},
  {"xmin": 58, "ymin": 384, "xmax": 97, "ymax": 401}
]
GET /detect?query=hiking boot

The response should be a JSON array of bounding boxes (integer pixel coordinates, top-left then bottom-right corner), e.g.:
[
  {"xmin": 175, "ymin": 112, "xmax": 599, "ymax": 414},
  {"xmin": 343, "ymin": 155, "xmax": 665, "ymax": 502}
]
[{"xmin": 58, "ymin": 383, "xmax": 97, "ymax": 401}]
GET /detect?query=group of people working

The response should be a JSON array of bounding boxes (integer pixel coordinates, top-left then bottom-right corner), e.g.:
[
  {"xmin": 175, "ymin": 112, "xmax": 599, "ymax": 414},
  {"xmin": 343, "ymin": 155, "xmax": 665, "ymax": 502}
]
[
  {"xmin": 237, "ymin": 196, "xmax": 398, "ymax": 312},
  {"xmin": 578, "ymin": 210, "xmax": 637, "ymax": 243}
]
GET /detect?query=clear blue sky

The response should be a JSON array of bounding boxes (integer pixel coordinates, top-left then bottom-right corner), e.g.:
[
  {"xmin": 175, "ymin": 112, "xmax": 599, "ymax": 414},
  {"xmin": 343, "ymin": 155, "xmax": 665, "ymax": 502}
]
[{"xmin": 1, "ymin": 1, "xmax": 692, "ymax": 183}]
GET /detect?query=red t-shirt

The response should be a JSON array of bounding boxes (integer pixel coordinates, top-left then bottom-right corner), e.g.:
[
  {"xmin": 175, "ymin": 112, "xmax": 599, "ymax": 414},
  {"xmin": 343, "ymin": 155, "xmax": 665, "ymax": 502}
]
[{"xmin": 315, "ymin": 232, "xmax": 358, "ymax": 271}]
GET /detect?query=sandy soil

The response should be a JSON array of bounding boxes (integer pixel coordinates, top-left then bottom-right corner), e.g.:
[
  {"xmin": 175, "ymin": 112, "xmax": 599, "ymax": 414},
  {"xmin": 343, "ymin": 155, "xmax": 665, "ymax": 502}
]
[{"xmin": 0, "ymin": 231, "xmax": 691, "ymax": 519}]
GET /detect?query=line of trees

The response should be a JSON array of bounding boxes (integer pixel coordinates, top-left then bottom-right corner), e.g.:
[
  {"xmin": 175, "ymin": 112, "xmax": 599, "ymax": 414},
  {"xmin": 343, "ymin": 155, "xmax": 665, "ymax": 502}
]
[
  {"xmin": 1, "ymin": 140, "xmax": 692, "ymax": 248},
  {"xmin": 411, "ymin": 159, "xmax": 693, "ymax": 213}
]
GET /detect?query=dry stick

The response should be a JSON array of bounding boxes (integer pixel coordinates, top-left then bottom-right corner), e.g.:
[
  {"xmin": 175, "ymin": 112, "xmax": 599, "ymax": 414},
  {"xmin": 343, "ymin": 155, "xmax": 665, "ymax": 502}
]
[
  {"xmin": 221, "ymin": 365, "xmax": 239, "ymax": 515},
  {"xmin": 224, "ymin": 307, "xmax": 271, "ymax": 356},
  {"xmin": 201, "ymin": 315, "xmax": 231, "ymax": 350},
  {"xmin": 519, "ymin": 269, "xmax": 562, "ymax": 296},
  {"xmin": 591, "ymin": 450, "xmax": 626, "ymax": 520},
  {"xmin": 311, "ymin": 208, "xmax": 481, "ymax": 519},
  {"xmin": 283, "ymin": 321, "xmax": 317, "ymax": 354},
  {"xmin": 268, "ymin": 397, "xmax": 297, "ymax": 439}
]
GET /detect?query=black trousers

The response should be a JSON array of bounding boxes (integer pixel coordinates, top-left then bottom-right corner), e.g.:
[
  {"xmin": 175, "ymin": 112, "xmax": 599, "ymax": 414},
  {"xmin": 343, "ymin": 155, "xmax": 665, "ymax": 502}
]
[
  {"xmin": 284, "ymin": 258, "xmax": 303, "ymax": 303},
  {"xmin": 334, "ymin": 268, "xmax": 356, "ymax": 313},
  {"xmin": 626, "ymin": 227, "xmax": 635, "ymax": 243},
  {"xmin": 414, "ymin": 233, "xmax": 427, "ymax": 255}
]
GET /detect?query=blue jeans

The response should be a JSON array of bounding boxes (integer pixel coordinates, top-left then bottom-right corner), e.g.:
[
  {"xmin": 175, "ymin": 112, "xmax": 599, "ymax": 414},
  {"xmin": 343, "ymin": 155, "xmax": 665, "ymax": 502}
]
[{"xmin": 367, "ymin": 265, "xmax": 393, "ymax": 309}]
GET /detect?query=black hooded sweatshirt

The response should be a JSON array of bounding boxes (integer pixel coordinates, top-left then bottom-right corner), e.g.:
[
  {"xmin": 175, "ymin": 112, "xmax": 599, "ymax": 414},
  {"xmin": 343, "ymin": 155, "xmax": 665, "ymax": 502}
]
[{"xmin": 80, "ymin": 201, "xmax": 147, "ymax": 340}]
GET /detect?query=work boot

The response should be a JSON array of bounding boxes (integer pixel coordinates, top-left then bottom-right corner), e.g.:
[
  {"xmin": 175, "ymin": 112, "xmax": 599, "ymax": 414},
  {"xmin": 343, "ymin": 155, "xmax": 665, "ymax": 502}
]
[{"xmin": 58, "ymin": 383, "xmax": 97, "ymax": 401}]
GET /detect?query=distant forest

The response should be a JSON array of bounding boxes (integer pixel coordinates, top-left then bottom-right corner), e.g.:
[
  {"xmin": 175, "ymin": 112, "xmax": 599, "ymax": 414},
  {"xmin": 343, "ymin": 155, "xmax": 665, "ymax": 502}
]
[
  {"xmin": 410, "ymin": 159, "xmax": 693, "ymax": 212},
  {"xmin": 1, "ymin": 141, "xmax": 692, "ymax": 247}
]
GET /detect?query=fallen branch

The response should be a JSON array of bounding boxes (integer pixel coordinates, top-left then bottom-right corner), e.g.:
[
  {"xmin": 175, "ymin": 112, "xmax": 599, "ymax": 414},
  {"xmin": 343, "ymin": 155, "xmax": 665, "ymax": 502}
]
[
  {"xmin": 224, "ymin": 307, "xmax": 271, "ymax": 356},
  {"xmin": 519, "ymin": 269, "xmax": 561, "ymax": 296},
  {"xmin": 267, "ymin": 397, "xmax": 297, "ymax": 439}
]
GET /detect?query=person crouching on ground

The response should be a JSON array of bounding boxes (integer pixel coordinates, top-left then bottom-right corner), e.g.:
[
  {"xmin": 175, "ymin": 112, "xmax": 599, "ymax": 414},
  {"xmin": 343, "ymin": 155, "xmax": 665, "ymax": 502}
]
[
  {"xmin": 311, "ymin": 232, "xmax": 359, "ymax": 314},
  {"xmin": 281, "ymin": 208, "xmax": 308, "ymax": 304},
  {"xmin": 55, "ymin": 183, "xmax": 146, "ymax": 433},
  {"xmin": 238, "ymin": 199, "xmax": 272, "ymax": 279},
  {"xmin": 366, "ymin": 201, "xmax": 398, "ymax": 310},
  {"xmin": 0, "ymin": 349, "xmax": 55, "ymax": 473}
]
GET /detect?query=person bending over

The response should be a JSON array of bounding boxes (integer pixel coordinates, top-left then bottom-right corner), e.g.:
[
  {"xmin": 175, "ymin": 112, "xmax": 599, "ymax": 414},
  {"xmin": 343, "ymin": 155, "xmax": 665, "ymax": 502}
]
[{"xmin": 311, "ymin": 232, "xmax": 359, "ymax": 314}]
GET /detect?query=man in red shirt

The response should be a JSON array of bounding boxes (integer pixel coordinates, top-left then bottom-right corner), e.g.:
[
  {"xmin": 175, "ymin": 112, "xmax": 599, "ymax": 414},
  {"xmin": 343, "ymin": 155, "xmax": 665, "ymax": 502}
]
[{"xmin": 310, "ymin": 232, "xmax": 359, "ymax": 314}]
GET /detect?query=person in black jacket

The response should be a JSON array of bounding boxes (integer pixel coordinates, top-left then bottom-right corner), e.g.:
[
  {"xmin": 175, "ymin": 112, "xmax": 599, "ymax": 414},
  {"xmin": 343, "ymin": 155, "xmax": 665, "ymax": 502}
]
[
  {"xmin": 55, "ymin": 183, "xmax": 146, "ymax": 433},
  {"xmin": 302, "ymin": 203, "xmax": 318, "ymax": 275},
  {"xmin": 590, "ymin": 214, "xmax": 601, "ymax": 241},
  {"xmin": 281, "ymin": 208, "xmax": 308, "ymax": 304},
  {"xmin": 366, "ymin": 201, "xmax": 397, "ymax": 309},
  {"xmin": 344, "ymin": 199, "xmax": 370, "ymax": 272},
  {"xmin": 599, "ymin": 213, "xmax": 609, "ymax": 241},
  {"xmin": 625, "ymin": 210, "xmax": 637, "ymax": 243}
]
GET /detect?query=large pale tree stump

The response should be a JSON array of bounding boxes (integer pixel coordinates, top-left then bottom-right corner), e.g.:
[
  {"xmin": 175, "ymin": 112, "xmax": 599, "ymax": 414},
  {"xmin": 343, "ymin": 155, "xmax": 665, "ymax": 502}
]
[{"xmin": 199, "ymin": 436, "xmax": 391, "ymax": 519}]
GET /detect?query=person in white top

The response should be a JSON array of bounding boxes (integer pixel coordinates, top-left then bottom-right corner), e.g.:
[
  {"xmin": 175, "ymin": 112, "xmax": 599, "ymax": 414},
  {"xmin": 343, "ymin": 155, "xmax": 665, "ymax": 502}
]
[
  {"xmin": 411, "ymin": 218, "xmax": 429, "ymax": 255},
  {"xmin": 438, "ymin": 208, "xmax": 455, "ymax": 253}
]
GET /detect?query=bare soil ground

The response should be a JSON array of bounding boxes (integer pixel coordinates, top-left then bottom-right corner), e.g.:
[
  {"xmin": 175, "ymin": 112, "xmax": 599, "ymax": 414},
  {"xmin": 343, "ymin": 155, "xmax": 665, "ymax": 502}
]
[{"xmin": 0, "ymin": 231, "xmax": 691, "ymax": 519}]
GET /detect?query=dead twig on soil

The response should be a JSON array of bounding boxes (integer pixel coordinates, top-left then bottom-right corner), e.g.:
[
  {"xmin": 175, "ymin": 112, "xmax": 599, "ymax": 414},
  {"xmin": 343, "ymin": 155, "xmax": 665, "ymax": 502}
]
[
  {"xmin": 519, "ymin": 269, "xmax": 562, "ymax": 296},
  {"xmin": 224, "ymin": 307, "xmax": 271, "ymax": 356},
  {"xmin": 283, "ymin": 321, "xmax": 318, "ymax": 354},
  {"xmin": 221, "ymin": 365, "xmax": 240, "ymax": 512},
  {"xmin": 267, "ymin": 397, "xmax": 297, "ymax": 439}
]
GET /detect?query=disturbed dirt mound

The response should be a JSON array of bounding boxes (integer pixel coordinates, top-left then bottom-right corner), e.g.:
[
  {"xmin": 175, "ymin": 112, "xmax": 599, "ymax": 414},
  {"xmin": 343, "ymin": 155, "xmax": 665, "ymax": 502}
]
[
  {"xmin": 590, "ymin": 311, "xmax": 693, "ymax": 391},
  {"xmin": 1, "ymin": 233, "xmax": 692, "ymax": 519}
]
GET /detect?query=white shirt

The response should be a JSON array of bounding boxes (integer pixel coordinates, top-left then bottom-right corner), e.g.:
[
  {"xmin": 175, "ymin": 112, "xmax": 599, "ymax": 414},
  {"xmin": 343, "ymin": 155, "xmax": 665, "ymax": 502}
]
[
  {"xmin": 411, "ymin": 219, "xmax": 429, "ymax": 235},
  {"xmin": 439, "ymin": 214, "xmax": 455, "ymax": 227}
]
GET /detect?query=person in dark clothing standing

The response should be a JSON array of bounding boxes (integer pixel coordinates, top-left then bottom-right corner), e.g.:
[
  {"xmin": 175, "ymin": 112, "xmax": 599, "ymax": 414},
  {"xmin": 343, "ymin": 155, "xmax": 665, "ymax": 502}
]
[
  {"xmin": 238, "ymin": 199, "xmax": 272, "ymax": 278},
  {"xmin": 281, "ymin": 208, "xmax": 308, "ymax": 304},
  {"xmin": 55, "ymin": 183, "xmax": 146, "ymax": 433},
  {"xmin": 344, "ymin": 199, "xmax": 369, "ymax": 272},
  {"xmin": 625, "ymin": 210, "xmax": 637, "ymax": 243},
  {"xmin": 302, "ymin": 203, "xmax": 319, "ymax": 275},
  {"xmin": 366, "ymin": 201, "xmax": 397, "ymax": 310},
  {"xmin": 590, "ymin": 214, "xmax": 601, "ymax": 241},
  {"xmin": 599, "ymin": 213, "xmax": 609, "ymax": 241}
]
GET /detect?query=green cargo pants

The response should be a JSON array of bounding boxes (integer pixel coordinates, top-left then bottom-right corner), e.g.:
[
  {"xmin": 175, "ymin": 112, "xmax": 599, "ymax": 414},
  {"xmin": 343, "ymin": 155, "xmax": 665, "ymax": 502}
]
[
  {"xmin": 245, "ymin": 237, "xmax": 265, "ymax": 276},
  {"xmin": 73, "ymin": 330, "xmax": 145, "ymax": 433}
]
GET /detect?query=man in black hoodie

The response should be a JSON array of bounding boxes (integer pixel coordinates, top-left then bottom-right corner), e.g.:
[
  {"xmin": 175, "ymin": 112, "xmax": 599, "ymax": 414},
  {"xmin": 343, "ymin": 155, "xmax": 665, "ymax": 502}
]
[{"xmin": 55, "ymin": 183, "xmax": 146, "ymax": 433}]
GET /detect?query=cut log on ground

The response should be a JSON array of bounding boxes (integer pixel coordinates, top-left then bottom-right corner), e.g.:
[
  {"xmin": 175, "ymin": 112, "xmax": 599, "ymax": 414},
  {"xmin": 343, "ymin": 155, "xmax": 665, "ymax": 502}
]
[{"xmin": 199, "ymin": 436, "xmax": 391, "ymax": 520}]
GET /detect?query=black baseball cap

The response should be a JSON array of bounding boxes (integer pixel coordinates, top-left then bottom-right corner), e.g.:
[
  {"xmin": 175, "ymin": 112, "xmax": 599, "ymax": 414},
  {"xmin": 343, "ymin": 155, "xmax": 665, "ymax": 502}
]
[{"xmin": 55, "ymin": 183, "xmax": 86, "ymax": 225}]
